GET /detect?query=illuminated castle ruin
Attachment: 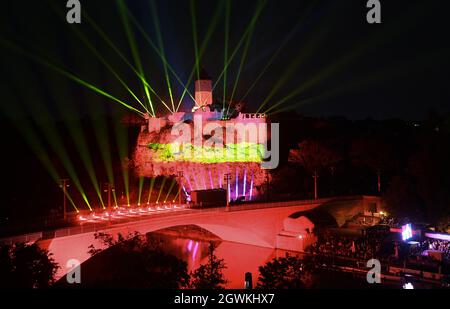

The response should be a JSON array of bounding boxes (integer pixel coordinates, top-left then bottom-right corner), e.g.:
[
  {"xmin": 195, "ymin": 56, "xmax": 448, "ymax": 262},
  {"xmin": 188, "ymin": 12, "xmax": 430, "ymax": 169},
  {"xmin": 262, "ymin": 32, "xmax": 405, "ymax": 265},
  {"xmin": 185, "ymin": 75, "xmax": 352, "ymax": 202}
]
[{"xmin": 134, "ymin": 69, "xmax": 270, "ymax": 202}]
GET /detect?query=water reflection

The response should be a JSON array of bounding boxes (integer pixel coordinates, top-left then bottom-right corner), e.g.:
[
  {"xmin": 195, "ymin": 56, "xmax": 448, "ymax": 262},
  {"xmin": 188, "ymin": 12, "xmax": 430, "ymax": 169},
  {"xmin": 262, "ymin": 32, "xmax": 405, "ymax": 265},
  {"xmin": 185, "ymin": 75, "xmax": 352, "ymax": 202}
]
[
  {"xmin": 148, "ymin": 231, "xmax": 277, "ymax": 288},
  {"xmin": 147, "ymin": 231, "xmax": 415, "ymax": 289}
]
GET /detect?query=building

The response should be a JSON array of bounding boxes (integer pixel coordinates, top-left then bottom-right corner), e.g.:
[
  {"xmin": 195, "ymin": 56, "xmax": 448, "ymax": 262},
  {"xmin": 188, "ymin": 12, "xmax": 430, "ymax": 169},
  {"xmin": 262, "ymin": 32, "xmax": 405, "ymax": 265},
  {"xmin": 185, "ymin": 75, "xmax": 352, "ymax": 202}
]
[{"xmin": 135, "ymin": 69, "xmax": 270, "ymax": 203}]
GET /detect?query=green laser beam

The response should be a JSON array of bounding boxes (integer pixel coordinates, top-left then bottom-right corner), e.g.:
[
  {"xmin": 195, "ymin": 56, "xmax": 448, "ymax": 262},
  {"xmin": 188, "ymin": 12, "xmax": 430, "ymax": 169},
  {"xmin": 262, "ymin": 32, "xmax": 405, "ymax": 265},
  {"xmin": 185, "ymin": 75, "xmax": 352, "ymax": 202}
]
[
  {"xmin": 227, "ymin": 0, "xmax": 266, "ymax": 116},
  {"xmin": 113, "ymin": 114, "xmax": 130, "ymax": 206},
  {"xmin": 147, "ymin": 177, "xmax": 156, "ymax": 204},
  {"xmin": 4, "ymin": 56, "xmax": 92, "ymax": 210},
  {"xmin": 1, "ymin": 87, "xmax": 79, "ymax": 212},
  {"xmin": 270, "ymin": 48, "xmax": 450, "ymax": 116},
  {"xmin": 138, "ymin": 176, "xmax": 145, "ymax": 205},
  {"xmin": 1, "ymin": 39, "xmax": 146, "ymax": 117},
  {"xmin": 240, "ymin": 1, "xmax": 317, "ymax": 103},
  {"xmin": 123, "ymin": 7, "xmax": 196, "ymax": 111},
  {"xmin": 172, "ymin": 190, "xmax": 180, "ymax": 203},
  {"xmin": 44, "ymin": 70, "xmax": 105, "ymax": 209},
  {"xmin": 164, "ymin": 178, "xmax": 177, "ymax": 202},
  {"xmin": 190, "ymin": 0, "xmax": 200, "ymax": 82},
  {"xmin": 256, "ymin": 26, "xmax": 328, "ymax": 113},
  {"xmin": 212, "ymin": 2, "xmax": 264, "ymax": 92},
  {"xmin": 87, "ymin": 111, "xmax": 117, "ymax": 205},
  {"xmin": 264, "ymin": 2, "xmax": 423, "ymax": 114},
  {"xmin": 177, "ymin": 0, "xmax": 225, "ymax": 109},
  {"xmin": 47, "ymin": 1, "xmax": 151, "ymax": 117},
  {"xmin": 83, "ymin": 11, "xmax": 171, "ymax": 116},
  {"xmin": 5, "ymin": 56, "xmax": 92, "ymax": 210},
  {"xmin": 222, "ymin": 0, "xmax": 231, "ymax": 111},
  {"xmin": 150, "ymin": 0, "xmax": 175, "ymax": 112},
  {"xmin": 156, "ymin": 177, "xmax": 167, "ymax": 203},
  {"xmin": 117, "ymin": 0, "xmax": 158, "ymax": 115}
]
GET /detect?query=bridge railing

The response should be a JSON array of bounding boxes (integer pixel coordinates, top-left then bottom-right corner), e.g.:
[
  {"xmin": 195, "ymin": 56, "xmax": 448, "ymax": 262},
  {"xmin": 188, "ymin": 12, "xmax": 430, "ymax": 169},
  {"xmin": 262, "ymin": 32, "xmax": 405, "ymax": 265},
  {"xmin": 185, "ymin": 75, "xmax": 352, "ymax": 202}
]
[
  {"xmin": 227, "ymin": 197, "xmax": 333, "ymax": 212},
  {"xmin": 0, "ymin": 232, "xmax": 43, "ymax": 245},
  {"xmin": 0, "ymin": 196, "xmax": 371, "ymax": 245}
]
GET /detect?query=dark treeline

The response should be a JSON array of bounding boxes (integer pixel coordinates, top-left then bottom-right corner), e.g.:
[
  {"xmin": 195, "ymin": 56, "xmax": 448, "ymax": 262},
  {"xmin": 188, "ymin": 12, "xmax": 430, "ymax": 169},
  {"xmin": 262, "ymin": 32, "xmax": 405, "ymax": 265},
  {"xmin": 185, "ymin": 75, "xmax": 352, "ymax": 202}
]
[{"xmin": 270, "ymin": 111, "xmax": 450, "ymax": 228}]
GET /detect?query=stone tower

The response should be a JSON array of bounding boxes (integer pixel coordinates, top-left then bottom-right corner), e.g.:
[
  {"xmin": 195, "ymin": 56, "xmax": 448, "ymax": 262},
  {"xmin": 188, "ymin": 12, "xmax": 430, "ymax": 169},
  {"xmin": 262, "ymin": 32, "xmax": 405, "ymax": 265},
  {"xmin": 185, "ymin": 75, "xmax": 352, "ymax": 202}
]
[{"xmin": 194, "ymin": 67, "xmax": 213, "ymax": 107}]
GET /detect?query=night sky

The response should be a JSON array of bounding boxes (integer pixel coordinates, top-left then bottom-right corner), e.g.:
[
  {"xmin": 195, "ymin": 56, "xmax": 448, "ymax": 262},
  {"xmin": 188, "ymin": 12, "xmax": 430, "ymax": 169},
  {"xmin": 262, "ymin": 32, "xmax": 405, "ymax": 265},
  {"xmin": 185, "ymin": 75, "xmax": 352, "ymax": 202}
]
[{"xmin": 1, "ymin": 0, "xmax": 449, "ymax": 121}]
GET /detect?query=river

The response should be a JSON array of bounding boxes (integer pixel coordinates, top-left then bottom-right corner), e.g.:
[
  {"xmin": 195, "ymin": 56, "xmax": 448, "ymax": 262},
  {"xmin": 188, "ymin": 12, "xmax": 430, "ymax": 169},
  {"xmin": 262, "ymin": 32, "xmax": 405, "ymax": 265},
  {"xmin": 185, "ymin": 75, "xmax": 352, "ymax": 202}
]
[{"xmin": 147, "ymin": 230, "xmax": 405, "ymax": 289}]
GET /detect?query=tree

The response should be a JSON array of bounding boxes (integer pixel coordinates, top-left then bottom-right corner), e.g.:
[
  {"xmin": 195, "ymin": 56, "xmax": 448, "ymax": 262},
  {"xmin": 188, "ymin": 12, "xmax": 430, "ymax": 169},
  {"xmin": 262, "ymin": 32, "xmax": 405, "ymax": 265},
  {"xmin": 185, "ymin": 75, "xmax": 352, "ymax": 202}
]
[
  {"xmin": 189, "ymin": 242, "xmax": 227, "ymax": 289},
  {"xmin": 289, "ymin": 140, "xmax": 341, "ymax": 199},
  {"xmin": 256, "ymin": 253, "xmax": 314, "ymax": 289},
  {"xmin": 407, "ymin": 135, "xmax": 450, "ymax": 223},
  {"xmin": 0, "ymin": 242, "xmax": 59, "ymax": 288},
  {"xmin": 85, "ymin": 232, "xmax": 190, "ymax": 288},
  {"xmin": 350, "ymin": 138, "xmax": 396, "ymax": 194},
  {"xmin": 383, "ymin": 175, "xmax": 423, "ymax": 220}
]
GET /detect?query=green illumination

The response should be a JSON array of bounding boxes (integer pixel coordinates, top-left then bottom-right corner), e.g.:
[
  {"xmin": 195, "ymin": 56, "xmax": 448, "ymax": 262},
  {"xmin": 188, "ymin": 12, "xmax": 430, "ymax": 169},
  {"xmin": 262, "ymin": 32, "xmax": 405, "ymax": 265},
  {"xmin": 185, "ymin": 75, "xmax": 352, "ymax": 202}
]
[
  {"xmin": 212, "ymin": 1, "xmax": 264, "ymax": 92},
  {"xmin": 164, "ymin": 178, "xmax": 176, "ymax": 203},
  {"xmin": 190, "ymin": 0, "xmax": 200, "ymax": 81},
  {"xmin": 0, "ymin": 38, "xmax": 146, "ymax": 117},
  {"xmin": 156, "ymin": 177, "xmax": 167, "ymax": 204},
  {"xmin": 177, "ymin": 0, "xmax": 224, "ymax": 109},
  {"xmin": 240, "ymin": 1, "xmax": 317, "ymax": 103},
  {"xmin": 138, "ymin": 176, "xmax": 145, "ymax": 206},
  {"xmin": 123, "ymin": 7, "xmax": 196, "ymax": 111},
  {"xmin": 2, "ymin": 54, "xmax": 93, "ymax": 211},
  {"xmin": 1, "ymin": 86, "xmax": 79, "ymax": 212},
  {"xmin": 147, "ymin": 177, "xmax": 156, "ymax": 204},
  {"xmin": 222, "ymin": 0, "xmax": 231, "ymax": 111},
  {"xmin": 113, "ymin": 114, "xmax": 130, "ymax": 206},
  {"xmin": 47, "ymin": 2, "xmax": 150, "ymax": 116},
  {"xmin": 150, "ymin": 0, "xmax": 175, "ymax": 112},
  {"xmin": 117, "ymin": 0, "xmax": 157, "ymax": 115},
  {"xmin": 172, "ymin": 189, "xmax": 180, "ymax": 203},
  {"xmin": 147, "ymin": 142, "xmax": 264, "ymax": 163},
  {"xmin": 84, "ymin": 11, "xmax": 165, "ymax": 116},
  {"xmin": 227, "ymin": 0, "xmax": 265, "ymax": 116}
]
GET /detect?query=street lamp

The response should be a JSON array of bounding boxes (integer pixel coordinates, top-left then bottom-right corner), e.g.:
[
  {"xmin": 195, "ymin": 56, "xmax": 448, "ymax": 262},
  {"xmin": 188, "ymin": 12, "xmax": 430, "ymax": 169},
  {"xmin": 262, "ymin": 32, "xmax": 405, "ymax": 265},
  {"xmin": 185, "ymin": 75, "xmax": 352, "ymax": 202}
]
[
  {"xmin": 177, "ymin": 171, "xmax": 183, "ymax": 205},
  {"xmin": 103, "ymin": 182, "xmax": 115, "ymax": 211},
  {"xmin": 223, "ymin": 173, "xmax": 231, "ymax": 210},
  {"xmin": 59, "ymin": 179, "xmax": 70, "ymax": 221}
]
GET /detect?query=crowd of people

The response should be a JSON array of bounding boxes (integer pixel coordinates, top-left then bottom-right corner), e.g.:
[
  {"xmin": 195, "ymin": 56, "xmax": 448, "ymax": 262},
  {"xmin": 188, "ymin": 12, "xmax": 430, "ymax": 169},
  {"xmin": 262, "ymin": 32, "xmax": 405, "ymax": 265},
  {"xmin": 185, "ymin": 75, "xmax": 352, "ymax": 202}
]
[
  {"xmin": 306, "ymin": 231, "xmax": 450, "ymax": 267},
  {"xmin": 306, "ymin": 233, "xmax": 385, "ymax": 261},
  {"xmin": 411, "ymin": 239, "xmax": 450, "ymax": 261}
]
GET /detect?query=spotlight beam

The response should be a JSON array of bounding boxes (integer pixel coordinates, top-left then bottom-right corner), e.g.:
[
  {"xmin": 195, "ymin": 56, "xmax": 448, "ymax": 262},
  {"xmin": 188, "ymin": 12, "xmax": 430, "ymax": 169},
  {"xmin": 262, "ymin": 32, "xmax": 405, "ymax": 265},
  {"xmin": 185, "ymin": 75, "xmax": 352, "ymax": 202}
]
[
  {"xmin": 0, "ymin": 38, "xmax": 146, "ymax": 117},
  {"xmin": 47, "ymin": 2, "xmax": 151, "ymax": 116},
  {"xmin": 227, "ymin": 0, "xmax": 265, "ymax": 116},
  {"xmin": 150, "ymin": 0, "xmax": 175, "ymax": 112},
  {"xmin": 117, "ymin": 0, "xmax": 158, "ymax": 115},
  {"xmin": 190, "ymin": 0, "xmax": 201, "ymax": 81},
  {"xmin": 138, "ymin": 176, "xmax": 145, "ymax": 206},
  {"xmin": 177, "ymin": 0, "xmax": 224, "ymax": 109},
  {"xmin": 1, "ymin": 87, "xmax": 79, "ymax": 212},
  {"xmin": 239, "ymin": 0, "xmax": 317, "ymax": 103},
  {"xmin": 3, "ymin": 58, "xmax": 92, "ymax": 210},
  {"xmin": 45, "ymin": 73, "xmax": 105, "ymax": 209},
  {"xmin": 70, "ymin": 25, "xmax": 151, "ymax": 116},
  {"xmin": 147, "ymin": 177, "xmax": 156, "ymax": 204},
  {"xmin": 86, "ymin": 104, "xmax": 117, "ymax": 207},
  {"xmin": 222, "ymin": 0, "xmax": 231, "ymax": 111},
  {"xmin": 263, "ymin": 2, "xmax": 422, "ymax": 114},
  {"xmin": 124, "ymin": 7, "xmax": 196, "ymax": 109},
  {"xmin": 164, "ymin": 178, "xmax": 177, "ymax": 203},
  {"xmin": 269, "ymin": 48, "xmax": 449, "ymax": 116},
  {"xmin": 83, "ymin": 11, "xmax": 172, "ymax": 116},
  {"xmin": 113, "ymin": 116, "xmax": 130, "ymax": 206},
  {"xmin": 212, "ymin": 2, "xmax": 265, "ymax": 92},
  {"xmin": 256, "ymin": 26, "xmax": 327, "ymax": 113},
  {"xmin": 156, "ymin": 177, "xmax": 167, "ymax": 204}
]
